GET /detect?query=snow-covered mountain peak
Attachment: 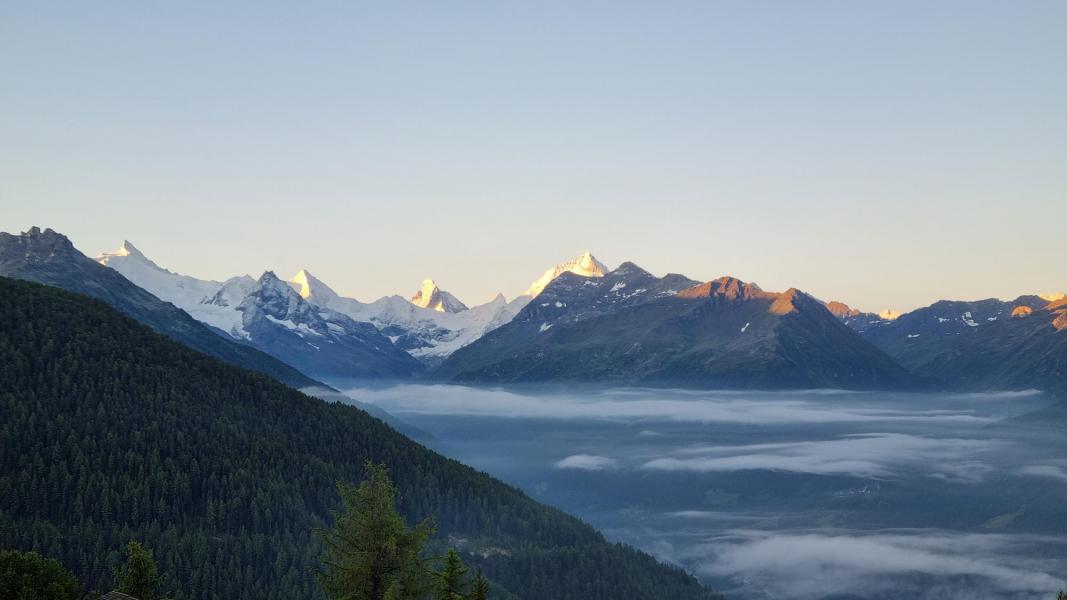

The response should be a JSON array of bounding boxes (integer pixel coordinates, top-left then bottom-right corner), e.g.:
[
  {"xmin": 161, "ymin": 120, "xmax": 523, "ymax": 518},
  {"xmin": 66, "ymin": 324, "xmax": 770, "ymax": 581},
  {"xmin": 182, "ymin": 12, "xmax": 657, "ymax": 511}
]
[
  {"xmin": 289, "ymin": 269, "xmax": 338, "ymax": 301},
  {"xmin": 244, "ymin": 271, "xmax": 318, "ymax": 325},
  {"xmin": 258, "ymin": 270, "xmax": 282, "ymax": 285},
  {"xmin": 256, "ymin": 271, "xmax": 310, "ymax": 304},
  {"xmin": 204, "ymin": 275, "xmax": 256, "ymax": 309},
  {"xmin": 97, "ymin": 240, "xmax": 155, "ymax": 267},
  {"xmin": 95, "ymin": 240, "xmax": 249, "ymax": 337},
  {"xmin": 95, "ymin": 240, "xmax": 187, "ymax": 288},
  {"xmin": 524, "ymin": 252, "xmax": 610, "ymax": 298},
  {"xmin": 96, "ymin": 239, "xmax": 221, "ymax": 291},
  {"xmin": 102, "ymin": 240, "xmax": 144, "ymax": 259},
  {"xmin": 411, "ymin": 279, "xmax": 440, "ymax": 307},
  {"xmin": 121, "ymin": 240, "xmax": 144, "ymax": 258},
  {"xmin": 410, "ymin": 279, "xmax": 468, "ymax": 313},
  {"xmin": 290, "ymin": 268, "xmax": 314, "ymax": 293}
]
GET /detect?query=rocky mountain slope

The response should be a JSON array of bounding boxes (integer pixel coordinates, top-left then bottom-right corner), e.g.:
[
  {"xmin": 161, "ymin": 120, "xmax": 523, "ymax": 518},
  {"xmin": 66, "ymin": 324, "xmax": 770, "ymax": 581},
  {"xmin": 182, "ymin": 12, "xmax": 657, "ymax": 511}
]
[
  {"xmin": 840, "ymin": 296, "xmax": 1067, "ymax": 393},
  {"xmin": 436, "ymin": 263, "xmax": 913, "ymax": 389},
  {"xmin": 239, "ymin": 271, "xmax": 423, "ymax": 380}
]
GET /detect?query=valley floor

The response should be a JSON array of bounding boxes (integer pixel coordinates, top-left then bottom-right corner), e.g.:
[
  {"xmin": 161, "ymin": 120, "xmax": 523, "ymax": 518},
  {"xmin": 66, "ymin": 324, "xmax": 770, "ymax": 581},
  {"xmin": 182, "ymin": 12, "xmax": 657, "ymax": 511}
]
[{"xmin": 342, "ymin": 384, "xmax": 1067, "ymax": 600}]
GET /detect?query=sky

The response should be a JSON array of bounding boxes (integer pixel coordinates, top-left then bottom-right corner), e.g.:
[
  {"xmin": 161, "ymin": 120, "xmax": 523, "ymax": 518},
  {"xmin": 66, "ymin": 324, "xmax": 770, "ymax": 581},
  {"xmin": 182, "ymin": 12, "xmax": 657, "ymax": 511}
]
[{"xmin": 2, "ymin": 2, "xmax": 1065, "ymax": 312}]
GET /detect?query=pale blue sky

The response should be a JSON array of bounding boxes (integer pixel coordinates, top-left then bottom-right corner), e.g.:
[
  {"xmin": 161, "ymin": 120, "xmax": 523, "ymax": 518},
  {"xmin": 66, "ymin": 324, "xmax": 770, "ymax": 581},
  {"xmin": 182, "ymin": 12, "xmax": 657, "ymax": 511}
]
[{"xmin": 2, "ymin": 2, "xmax": 1065, "ymax": 311}]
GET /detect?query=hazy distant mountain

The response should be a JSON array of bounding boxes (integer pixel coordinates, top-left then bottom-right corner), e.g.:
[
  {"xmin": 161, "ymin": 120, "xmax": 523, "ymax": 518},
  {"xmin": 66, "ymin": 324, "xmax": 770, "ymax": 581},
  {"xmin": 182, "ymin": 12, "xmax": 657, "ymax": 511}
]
[
  {"xmin": 824, "ymin": 300, "xmax": 893, "ymax": 335},
  {"xmin": 98, "ymin": 237, "xmax": 527, "ymax": 365},
  {"xmin": 289, "ymin": 270, "xmax": 520, "ymax": 365},
  {"xmin": 0, "ymin": 227, "xmax": 318, "ymax": 388},
  {"xmin": 98, "ymin": 244, "xmax": 616, "ymax": 366},
  {"xmin": 98, "ymin": 239, "xmax": 254, "ymax": 336},
  {"xmin": 292, "ymin": 252, "xmax": 614, "ymax": 364},
  {"xmin": 847, "ymin": 296, "xmax": 1067, "ymax": 393},
  {"xmin": 825, "ymin": 300, "xmax": 864, "ymax": 319},
  {"xmin": 436, "ymin": 263, "xmax": 913, "ymax": 389},
  {"xmin": 97, "ymin": 239, "xmax": 421, "ymax": 380}
]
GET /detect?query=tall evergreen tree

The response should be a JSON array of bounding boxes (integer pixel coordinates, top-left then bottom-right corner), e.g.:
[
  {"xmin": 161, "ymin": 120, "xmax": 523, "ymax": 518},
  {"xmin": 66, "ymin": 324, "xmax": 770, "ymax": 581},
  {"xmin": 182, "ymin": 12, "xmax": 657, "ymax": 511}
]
[
  {"xmin": 434, "ymin": 549, "xmax": 469, "ymax": 600},
  {"xmin": 116, "ymin": 541, "xmax": 164, "ymax": 600},
  {"xmin": 318, "ymin": 462, "xmax": 436, "ymax": 600},
  {"xmin": 468, "ymin": 570, "xmax": 489, "ymax": 600}
]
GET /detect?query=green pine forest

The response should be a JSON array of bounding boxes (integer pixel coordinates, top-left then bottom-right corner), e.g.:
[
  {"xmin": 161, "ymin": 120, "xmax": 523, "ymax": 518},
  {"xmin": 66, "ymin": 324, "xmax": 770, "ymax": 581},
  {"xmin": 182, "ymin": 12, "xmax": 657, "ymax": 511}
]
[{"xmin": 0, "ymin": 276, "xmax": 718, "ymax": 599}]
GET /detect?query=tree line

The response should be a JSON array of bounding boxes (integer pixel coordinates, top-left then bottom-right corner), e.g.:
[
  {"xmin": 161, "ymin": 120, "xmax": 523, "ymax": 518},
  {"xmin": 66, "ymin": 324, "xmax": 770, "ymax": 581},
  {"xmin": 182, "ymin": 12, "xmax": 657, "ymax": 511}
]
[{"xmin": 2, "ymin": 463, "xmax": 490, "ymax": 600}]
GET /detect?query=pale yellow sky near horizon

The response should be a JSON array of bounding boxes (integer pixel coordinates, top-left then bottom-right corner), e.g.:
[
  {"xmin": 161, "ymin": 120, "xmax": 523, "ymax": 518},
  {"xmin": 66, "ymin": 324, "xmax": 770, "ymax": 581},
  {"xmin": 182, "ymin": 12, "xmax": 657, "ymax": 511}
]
[{"xmin": 7, "ymin": 224, "xmax": 1062, "ymax": 317}]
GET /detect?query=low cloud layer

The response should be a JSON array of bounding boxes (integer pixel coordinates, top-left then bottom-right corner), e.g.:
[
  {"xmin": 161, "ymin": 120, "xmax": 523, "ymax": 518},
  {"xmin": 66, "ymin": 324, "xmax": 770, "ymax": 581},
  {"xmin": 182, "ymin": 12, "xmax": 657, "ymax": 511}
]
[
  {"xmin": 1020, "ymin": 464, "xmax": 1067, "ymax": 483},
  {"xmin": 642, "ymin": 433, "xmax": 998, "ymax": 481},
  {"xmin": 697, "ymin": 529, "xmax": 1067, "ymax": 599},
  {"xmin": 341, "ymin": 384, "xmax": 1064, "ymax": 599},
  {"xmin": 343, "ymin": 384, "xmax": 1021, "ymax": 426},
  {"xmin": 555, "ymin": 454, "xmax": 619, "ymax": 471}
]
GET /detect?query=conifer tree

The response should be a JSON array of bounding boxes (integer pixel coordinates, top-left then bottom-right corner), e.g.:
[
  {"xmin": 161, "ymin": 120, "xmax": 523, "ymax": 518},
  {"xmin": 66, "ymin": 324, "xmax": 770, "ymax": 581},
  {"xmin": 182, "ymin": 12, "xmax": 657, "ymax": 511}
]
[
  {"xmin": 434, "ymin": 549, "xmax": 469, "ymax": 600},
  {"xmin": 468, "ymin": 570, "xmax": 489, "ymax": 600},
  {"xmin": 318, "ymin": 461, "xmax": 436, "ymax": 600},
  {"xmin": 116, "ymin": 541, "xmax": 164, "ymax": 600}
]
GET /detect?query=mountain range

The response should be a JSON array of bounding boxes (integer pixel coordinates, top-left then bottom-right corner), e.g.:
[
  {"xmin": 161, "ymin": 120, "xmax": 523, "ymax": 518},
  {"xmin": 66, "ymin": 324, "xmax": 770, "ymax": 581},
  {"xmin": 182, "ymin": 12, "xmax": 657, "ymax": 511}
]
[
  {"xmin": 435, "ymin": 264, "xmax": 913, "ymax": 389},
  {"xmin": 96, "ymin": 238, "xmax": 608, "ymax": 377},
  {"xmin": 3, "ymin": 227, "xmax": 1064, "ymax": 395},
  {"xmin": 830, "ymin": 296, "xmax": 1067, "ymax": 394}
]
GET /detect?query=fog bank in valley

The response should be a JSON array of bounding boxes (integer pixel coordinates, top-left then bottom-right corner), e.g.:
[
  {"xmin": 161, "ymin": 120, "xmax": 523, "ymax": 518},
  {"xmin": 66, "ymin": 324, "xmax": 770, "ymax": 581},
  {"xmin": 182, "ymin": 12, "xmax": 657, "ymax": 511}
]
[{"xmin": 344, "ymin": 385, "xmax": 1067, "ymax": 599}]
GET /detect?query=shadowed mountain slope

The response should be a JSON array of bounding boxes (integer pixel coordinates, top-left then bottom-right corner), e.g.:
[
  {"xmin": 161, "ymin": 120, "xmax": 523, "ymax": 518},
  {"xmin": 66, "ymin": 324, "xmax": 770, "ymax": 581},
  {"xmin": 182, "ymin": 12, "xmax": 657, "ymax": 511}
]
[
  {"xmin": 436, "ymin": 263, "xmax": 912, "ymax": 389},
  {"xmin": 845, "ymin": 296, "xmax": 1067, "ymax": 394}
]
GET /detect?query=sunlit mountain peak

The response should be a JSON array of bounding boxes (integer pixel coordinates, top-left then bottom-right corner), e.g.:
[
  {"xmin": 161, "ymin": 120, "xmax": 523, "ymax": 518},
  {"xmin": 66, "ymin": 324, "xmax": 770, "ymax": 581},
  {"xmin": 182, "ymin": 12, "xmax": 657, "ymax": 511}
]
[{"xmin": 524, "ymin": 251, "xmax": 609, "ymax": 298}]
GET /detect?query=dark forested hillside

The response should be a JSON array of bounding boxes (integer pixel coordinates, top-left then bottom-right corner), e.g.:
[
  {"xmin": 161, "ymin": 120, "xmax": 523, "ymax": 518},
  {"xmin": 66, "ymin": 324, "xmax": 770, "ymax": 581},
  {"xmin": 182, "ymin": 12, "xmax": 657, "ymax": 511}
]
[
  {"xmin": 0, "ymin": 226, "xmax": 320, "ymax": 389},
  {"xmin": 0, "ymin": 276, "xmax": 717, "ymax": 600}
]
